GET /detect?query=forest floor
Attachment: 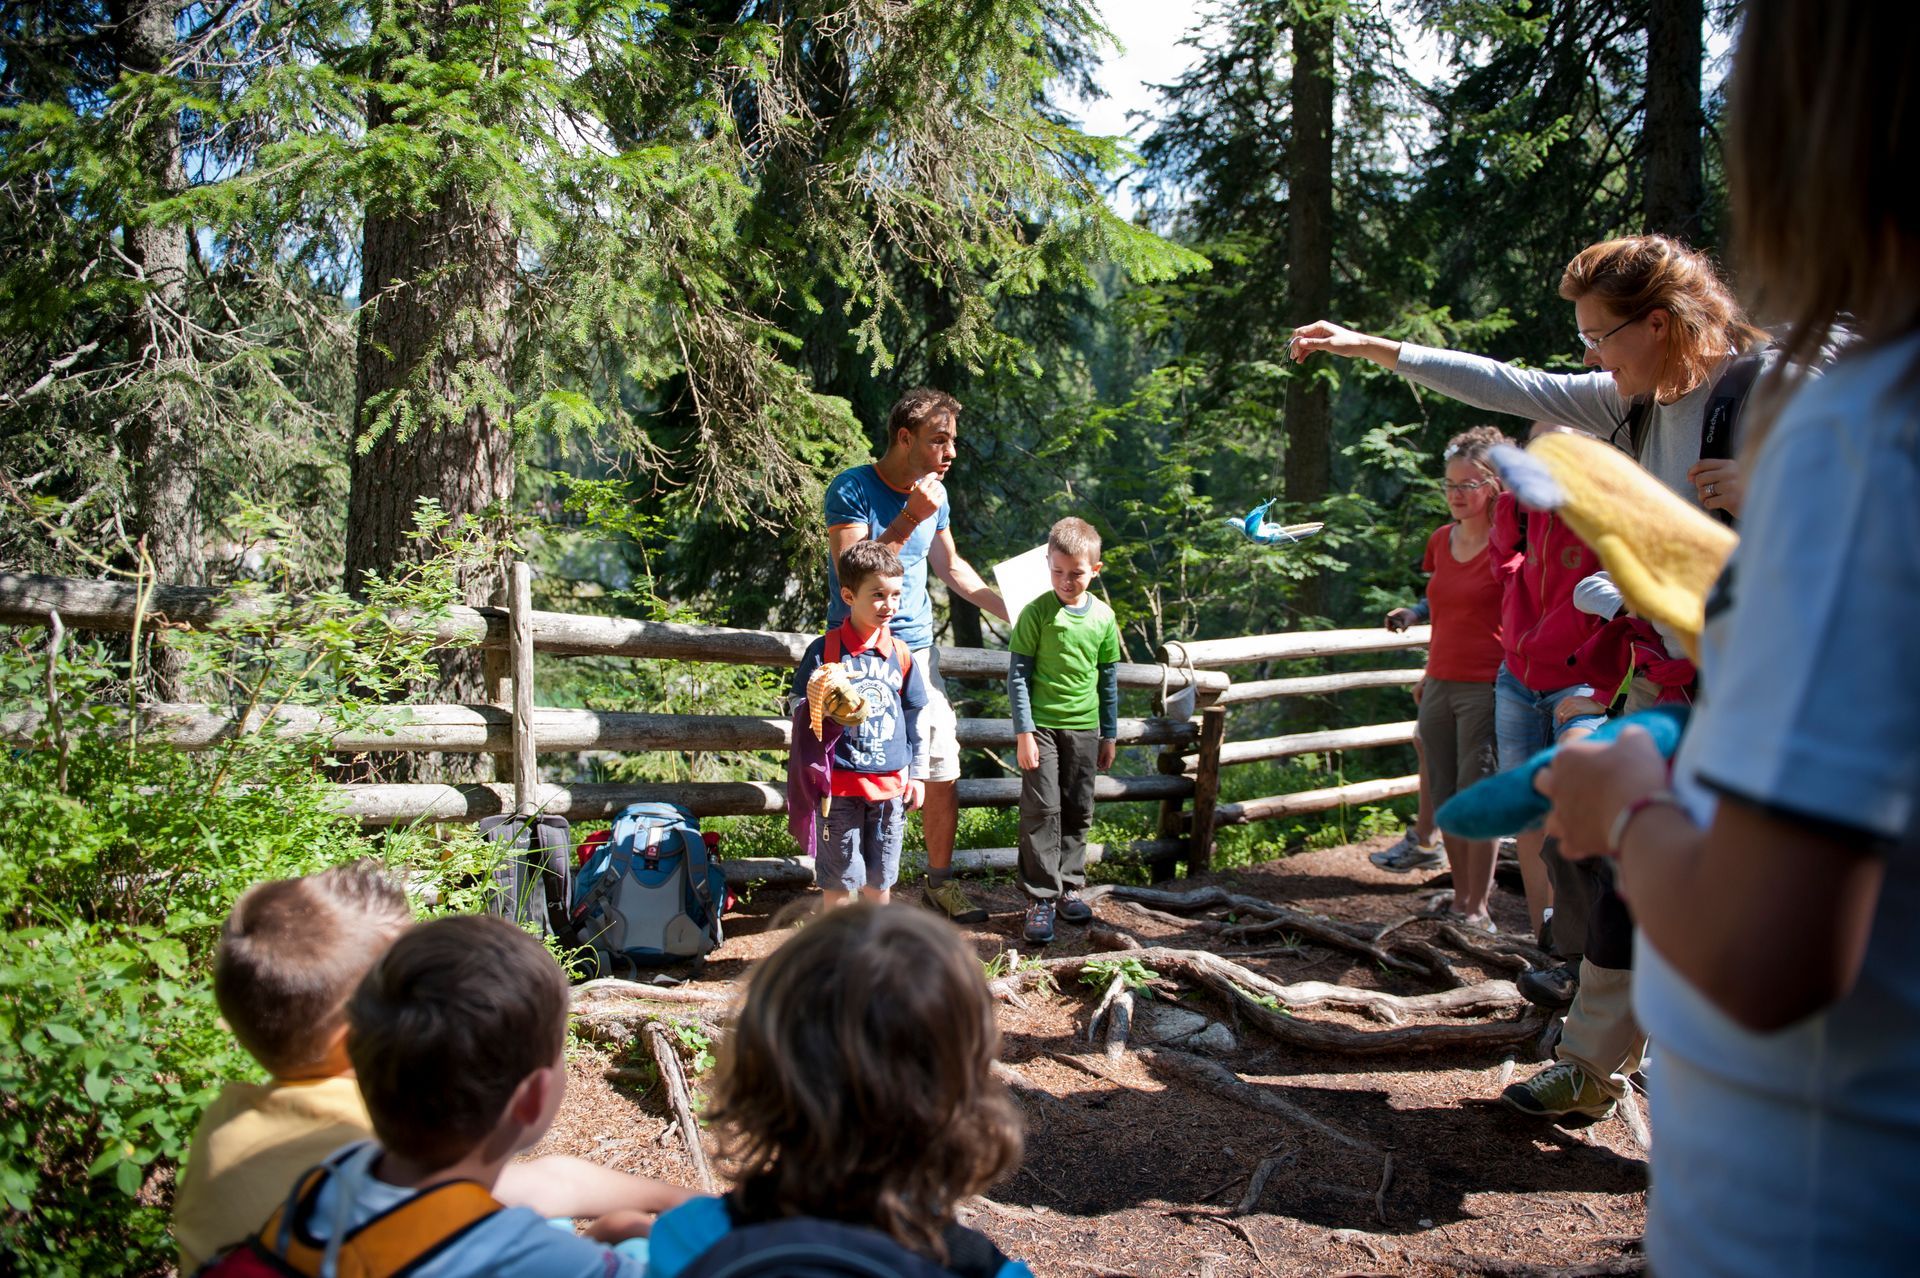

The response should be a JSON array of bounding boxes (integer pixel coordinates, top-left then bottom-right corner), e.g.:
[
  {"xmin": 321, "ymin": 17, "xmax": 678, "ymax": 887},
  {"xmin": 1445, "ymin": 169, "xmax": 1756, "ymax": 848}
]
[{"xmin": 533, "ymin": 836, "xmax": 1649, "ymax": 1278}]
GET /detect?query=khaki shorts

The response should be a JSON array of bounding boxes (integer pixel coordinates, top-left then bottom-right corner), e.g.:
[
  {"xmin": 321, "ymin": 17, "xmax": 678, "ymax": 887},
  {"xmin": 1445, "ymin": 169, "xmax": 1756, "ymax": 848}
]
[
  {"xmin": 1416, "ymin": 676, "xmax": 1498, "ymax": 808},
  {"xmin": 912, "ymin": 646, "xmax": 961, "ymax": 783}
]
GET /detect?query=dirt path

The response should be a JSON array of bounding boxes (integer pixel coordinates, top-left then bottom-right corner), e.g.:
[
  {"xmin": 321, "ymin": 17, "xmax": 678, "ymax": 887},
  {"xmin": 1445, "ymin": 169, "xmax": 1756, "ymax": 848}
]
[{"xmin": 533, "ymin": 836, "xmax": 1648, "ymax": 1277}]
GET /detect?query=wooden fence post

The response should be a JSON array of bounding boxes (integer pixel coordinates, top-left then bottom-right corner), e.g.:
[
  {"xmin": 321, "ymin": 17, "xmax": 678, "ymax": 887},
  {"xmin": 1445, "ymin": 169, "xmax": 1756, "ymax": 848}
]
[
  {"xmin": 1187, "ymin": 704, "xmax": 1228, "ymax": 875},
  {"xmin": 1152, "ymin": 745, "xmax": 1188, "ymax": 883},
  {"xmin": 509, "ymin": 562, "xmax": 538, "ymax": 817}
]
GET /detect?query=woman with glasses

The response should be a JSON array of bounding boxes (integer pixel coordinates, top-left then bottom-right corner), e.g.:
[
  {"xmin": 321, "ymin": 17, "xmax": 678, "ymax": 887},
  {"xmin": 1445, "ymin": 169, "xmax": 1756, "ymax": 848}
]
[
  {"xmin": 1377, "ymin": 427, "xmax": 1513, "ymax": 928},
  {"xmin": 1288, "ymin": 236, "xmax": 1767, "ymax": 517}
]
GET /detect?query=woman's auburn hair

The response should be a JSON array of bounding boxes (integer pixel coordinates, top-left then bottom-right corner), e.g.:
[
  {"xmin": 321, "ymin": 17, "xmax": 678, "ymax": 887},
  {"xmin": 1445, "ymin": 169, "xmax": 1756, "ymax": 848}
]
[
  {"xmin": 1729, "ymin": 0, "xmax": 1920, "ymax": 415},
  {"xmin": 1558, "ymin": 235, "xmax": 1768, "ymax": 401},
  {"xmin": 706, "ymin": 903, "xmax": 1023, "ymax": 1260}
]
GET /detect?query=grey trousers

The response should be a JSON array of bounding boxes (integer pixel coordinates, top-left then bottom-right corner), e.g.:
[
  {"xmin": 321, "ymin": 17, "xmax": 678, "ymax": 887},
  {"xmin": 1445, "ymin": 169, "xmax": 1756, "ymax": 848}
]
[{"xmin": 1018, "ymin": 726, "xmax": 1099, "ymax": 900}]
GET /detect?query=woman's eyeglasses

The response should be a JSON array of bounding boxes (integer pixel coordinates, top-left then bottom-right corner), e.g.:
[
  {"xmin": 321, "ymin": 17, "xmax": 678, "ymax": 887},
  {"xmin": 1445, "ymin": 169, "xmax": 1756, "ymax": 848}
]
[
  {"xmin": 1577, "ymin": 312, "xmax": 1645, "ymax": 352},
  {"xmin": 1443, "ymin": 479, "xmax": 1493, "ymax": 493}
]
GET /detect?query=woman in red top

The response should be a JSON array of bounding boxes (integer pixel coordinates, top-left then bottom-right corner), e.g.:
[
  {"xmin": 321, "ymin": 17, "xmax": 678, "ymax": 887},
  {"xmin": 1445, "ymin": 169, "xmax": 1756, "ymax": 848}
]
[{"xmin": 1386, "ymin": 426, "xmax": 1511, "ymax": 928}]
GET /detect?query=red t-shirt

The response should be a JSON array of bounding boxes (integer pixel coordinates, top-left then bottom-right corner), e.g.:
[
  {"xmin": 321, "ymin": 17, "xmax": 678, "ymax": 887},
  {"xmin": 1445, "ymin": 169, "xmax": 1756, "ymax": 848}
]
[{"xmin": 1421, "ymin": 522, "xmax": 1504, "ymax": 682}]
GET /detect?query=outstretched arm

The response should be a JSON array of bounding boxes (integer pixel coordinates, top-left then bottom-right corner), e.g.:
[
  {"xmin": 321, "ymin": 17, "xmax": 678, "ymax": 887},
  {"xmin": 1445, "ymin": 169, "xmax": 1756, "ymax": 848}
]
[{"xmin": 930, "ymin": 529, "xmax": 1008, "ymax": 622}]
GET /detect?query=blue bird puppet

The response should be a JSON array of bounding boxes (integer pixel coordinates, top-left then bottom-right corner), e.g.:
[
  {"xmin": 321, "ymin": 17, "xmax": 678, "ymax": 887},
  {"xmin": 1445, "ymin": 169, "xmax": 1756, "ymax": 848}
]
[{"xmin": 1226, "ymin": 499, "xmax": 1325, "ymax": 546}]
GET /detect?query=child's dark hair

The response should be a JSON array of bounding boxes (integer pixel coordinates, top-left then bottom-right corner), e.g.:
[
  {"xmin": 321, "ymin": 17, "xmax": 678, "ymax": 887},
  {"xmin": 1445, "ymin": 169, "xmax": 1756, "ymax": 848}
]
[
  {"xmin": 346, "ymin": 914, "xmax": 568, "ymax": 1170},
  {"xmin": 838, "ymin": 539, "xmax": 905, "ymax": 595},
  {"xmin": 1443, "ymin": 426, "xmax": 1515, "ymax": 478},
  {"xmin": 214, "ymin": 859, "xmax": 412, "ymax": 1077},
  {"xmin": 708, "ymin": 905, "xmax": 1022, "ymax": 1260}
]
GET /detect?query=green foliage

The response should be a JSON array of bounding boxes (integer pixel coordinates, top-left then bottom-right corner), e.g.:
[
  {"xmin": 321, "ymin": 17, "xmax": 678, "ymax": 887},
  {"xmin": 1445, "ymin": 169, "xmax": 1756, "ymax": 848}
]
[
  {"xmin": 0, "ymin": 539, "xmax": 505, "ymax": 1276},
  {"xmin": 1080, "ymin": 955, "xmax": 1160, "ymax": 994},
  {"xmin": 671, "ymin": 1019, "xmax": 716, "ymax": 1075}
]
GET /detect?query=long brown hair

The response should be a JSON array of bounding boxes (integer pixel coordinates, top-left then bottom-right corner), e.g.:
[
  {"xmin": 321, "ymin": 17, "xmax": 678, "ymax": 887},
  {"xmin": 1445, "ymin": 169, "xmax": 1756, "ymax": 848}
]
[
  {"xmin": 1729, "ymin": 0, "xmax": 1920, "ymax": 431},
  {"xmin": 707, "ymin": 905, "xmax": 1023, "ymax": 1259},
  {"xmin": 1559, "ymin": 235, "xmax": 1767, "ymax": 401}
]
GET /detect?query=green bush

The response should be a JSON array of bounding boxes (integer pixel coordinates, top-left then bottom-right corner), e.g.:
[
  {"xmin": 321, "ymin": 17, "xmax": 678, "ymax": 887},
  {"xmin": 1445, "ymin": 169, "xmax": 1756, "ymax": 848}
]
[{"xmin": 0, "ymin": 533, "xmax": 499, "ymax": 1276}]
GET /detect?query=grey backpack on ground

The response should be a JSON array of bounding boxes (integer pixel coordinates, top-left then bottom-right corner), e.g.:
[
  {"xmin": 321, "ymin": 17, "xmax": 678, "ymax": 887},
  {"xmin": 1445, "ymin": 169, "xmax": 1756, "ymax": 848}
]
[
  {"xmin": 572, "ymin": 802, "xmax": 726, "ymax": 973},
  {"xmin": 476, "ymin": 813, "xmax": 577, "ymax": 943}
]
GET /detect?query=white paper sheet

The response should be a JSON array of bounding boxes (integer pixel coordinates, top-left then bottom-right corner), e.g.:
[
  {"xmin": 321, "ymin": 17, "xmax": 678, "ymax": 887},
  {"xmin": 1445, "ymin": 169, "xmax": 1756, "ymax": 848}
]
[{"xmin": 991, "ymin": 543, "xmax": 1054, "ymax": 623}]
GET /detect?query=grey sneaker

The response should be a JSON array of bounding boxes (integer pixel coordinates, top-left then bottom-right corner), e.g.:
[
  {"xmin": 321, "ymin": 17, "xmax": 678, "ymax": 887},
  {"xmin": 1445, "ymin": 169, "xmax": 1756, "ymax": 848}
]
[
  {"xmin": 1502, "ymin": 1061, "xmax": 1616, "ymax": 1120},
  {"xmin": 1022, "ymin": 900, "xmax": 1057, "ymax": 945},
  {"xmin": 1057, "ymin": 890, "xmax": 1092, "ymax": 924},
  {"xmin": 1370, "ymin": 829, "xmax": 1446, "ymax": 873},
  {"xmin": 923, "ymin": 879, "xmax": 989, "ymax": 924}
]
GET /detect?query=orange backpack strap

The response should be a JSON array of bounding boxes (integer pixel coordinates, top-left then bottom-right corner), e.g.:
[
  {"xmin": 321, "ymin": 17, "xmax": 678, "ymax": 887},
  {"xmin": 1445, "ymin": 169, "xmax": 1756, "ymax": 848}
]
[{"xmin": 257, "ymin": 1166, "xmax": 502, "ymax": 1278}]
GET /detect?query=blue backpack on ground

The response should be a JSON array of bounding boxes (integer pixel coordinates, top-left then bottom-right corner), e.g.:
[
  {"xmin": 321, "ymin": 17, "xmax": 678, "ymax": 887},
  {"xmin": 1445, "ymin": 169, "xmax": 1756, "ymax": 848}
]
[{"xmin": 572, "ymin": 802, "xmax": 725, "ymax": 971}]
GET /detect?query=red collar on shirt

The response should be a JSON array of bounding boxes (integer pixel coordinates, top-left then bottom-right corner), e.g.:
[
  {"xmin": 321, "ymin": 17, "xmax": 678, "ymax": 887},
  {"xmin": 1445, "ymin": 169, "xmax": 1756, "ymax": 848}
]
[{"xmin": 834, "ymin": 620, "xmax": 891, "ymax": 660}]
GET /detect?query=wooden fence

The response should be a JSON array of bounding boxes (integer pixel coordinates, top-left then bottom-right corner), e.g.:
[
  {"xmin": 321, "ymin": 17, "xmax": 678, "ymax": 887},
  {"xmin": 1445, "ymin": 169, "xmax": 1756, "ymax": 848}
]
[{"xmin": 0, "ymin": 569, "xmax": 1429, "ymax": 881}]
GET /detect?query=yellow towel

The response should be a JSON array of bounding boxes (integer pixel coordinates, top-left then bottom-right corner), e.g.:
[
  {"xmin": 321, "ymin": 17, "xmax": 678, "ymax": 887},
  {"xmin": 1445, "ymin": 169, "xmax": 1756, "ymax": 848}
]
[{"xmin": 1513, "ymin": 431, "xmax": 1737, "ymax": 661}]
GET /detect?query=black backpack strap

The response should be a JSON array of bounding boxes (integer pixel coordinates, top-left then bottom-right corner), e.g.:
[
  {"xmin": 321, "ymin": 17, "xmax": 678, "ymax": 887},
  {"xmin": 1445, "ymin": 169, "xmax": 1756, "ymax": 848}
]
[
  {"xmin": 1701, "ymin": 351, "xmax": 1763, "ymax": 462},
  {"xmin": 1608, "ymin": 398, "xmax": 1652, "ymax": 458},
  {"xmin": 1698, "ymin": 351, "xmax": 1764, "ymax": 528}
]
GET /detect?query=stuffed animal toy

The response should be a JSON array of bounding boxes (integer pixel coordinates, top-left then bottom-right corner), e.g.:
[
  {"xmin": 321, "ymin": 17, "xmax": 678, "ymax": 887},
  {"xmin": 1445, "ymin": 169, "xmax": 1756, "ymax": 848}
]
[
  {"xmin": 804, "ymin": 662, "xmax": 868, "ymax": 740},
  {"xmin": 1487, "ymin": 431, "xmax": 1735, "ymax": 660},
  {"xmin": 1223, "ymin": 499, "xmax": 1325, "ymax": 546},
  {"xmin": 1437, "ymin": 704, "xmax": 1690, "ymax": 838}
]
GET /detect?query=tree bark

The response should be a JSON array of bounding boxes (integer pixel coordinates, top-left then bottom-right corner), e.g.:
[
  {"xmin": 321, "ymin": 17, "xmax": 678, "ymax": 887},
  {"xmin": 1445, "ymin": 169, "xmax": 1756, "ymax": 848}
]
[
  {"xmin": 1644, "ymin": 0, "xmax": 1704, "ymax": 242},
  {"xmin": 346, "ymin": 48, "xmax": 518, "ymax": 779},
  {"xmin": 1284, "ymin": 3, "xmax": 1335, "ymax": 619},
  {"xmin": 112, "ymin": 0, "xmax": 200, "ymax": 696}
]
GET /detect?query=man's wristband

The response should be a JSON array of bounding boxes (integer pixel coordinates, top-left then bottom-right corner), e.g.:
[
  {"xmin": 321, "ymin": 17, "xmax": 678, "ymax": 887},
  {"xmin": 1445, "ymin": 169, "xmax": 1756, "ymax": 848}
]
[{"xmin": 1608, "ymin": 788, "xmax": 1683, "ymax": 853}]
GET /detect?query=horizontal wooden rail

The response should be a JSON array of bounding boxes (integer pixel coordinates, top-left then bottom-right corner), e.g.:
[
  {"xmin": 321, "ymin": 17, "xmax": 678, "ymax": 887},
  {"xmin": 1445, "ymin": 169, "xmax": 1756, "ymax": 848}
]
[
  {"xmin": 1181, "ymin": 720, "xmax": 1417, "ymax": 773},
  {"xmin": 0, "ymin": 572, "xmax": 1225, "ymax": 695},
  {"xmin": 1162, "ymin": 627, "xmax": 1430, "ymax": 670},
  {"xmin": 718, "ymin": 840, "xmax": 1184, "ymax": 886},
  {"xmin": 334, "ymin": 773, "xmax": 1194, "ymax": 825},
  {"xmin": 1215, "ymin": 668, "xmax": 1424, "ymax": 706},
  {"xmin": 1213, "ymin": 774, "xmax": 1421, "ymax": 826},
  {"xmin": 1, "ymin": 704, "xmax": 1197, "ymax": 755}
]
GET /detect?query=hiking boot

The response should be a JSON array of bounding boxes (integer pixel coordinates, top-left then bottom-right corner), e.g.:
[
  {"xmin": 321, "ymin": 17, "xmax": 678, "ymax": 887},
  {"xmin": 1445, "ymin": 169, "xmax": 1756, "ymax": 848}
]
[
  {"xmin": 1502, "ymin": 1061, "xmax": 1616, "ymax": 1120},
  {"xmin": 1518, "ymin": 962, "xmax": 1580, "ymax": 1010},
  {"xmin": 1369, "ymin": 829, "xmax": 1445, "ymax": 873},
  {"xmin": 923, "ymin": 879, "xmax": 989, "ymax": 924},
  {"xmin": 1022, "ymin": 900, "xmax": 1057, "ymax": 945},
  {"xmin": 1057, "ymin": 890, "xmax": 1093, "ymax": 924}
]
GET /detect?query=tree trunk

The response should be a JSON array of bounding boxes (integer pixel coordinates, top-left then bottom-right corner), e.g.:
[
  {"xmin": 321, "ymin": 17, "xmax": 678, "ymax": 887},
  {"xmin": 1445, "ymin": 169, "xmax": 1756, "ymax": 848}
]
[
  {"xmin": 112, "ymin": 0, "xmax": 200, "ymax": 697},
  {"xmin": 346, "ymin": 83, "xmax": 517, "ymax": 780},
  {"xmin": 1283, "ymin": 3, "xmax": 1336, "ymax": 619},
  {"xmin": 1644, "ymin": 0, "xmax": 1704, "ymax": 242}
]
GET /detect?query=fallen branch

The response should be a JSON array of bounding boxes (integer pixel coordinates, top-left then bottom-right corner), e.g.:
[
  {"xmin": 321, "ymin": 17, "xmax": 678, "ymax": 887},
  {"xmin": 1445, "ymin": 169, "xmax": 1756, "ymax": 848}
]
[
  {"xmin": 644, "ymin": 1021, "xmax": 717, "ymax": 1193},
  {"xmin": 1440, "ymin": 924, "xmax": 1553, "ymax": 973},
  {"xmin": 1374, "ymin": 1151, "xmax": 1394, "ymax": 1223},
  {"xmin": 993, "ymin": 946, "xmax": 1543, "ymax": 1055},
  {"xmin": 1086, "ymin": 970, "xmax": 1128, "ymax": 1043},
  {"xmin": 1234, "ymin": 1145, "xmax": 1296, "ymax": 1216},
  {"xmin": 1086, "ymin": 885, "xmax": 1429, "ymax": 975},
  {"xmin": 1617, "ymin": 1083, "xmax": 1651, "ymax": 1152},
  {"xmin": 571, "ymin": 978, "xmax": 736, "ymax": 1005},
  {"xmin": 1138, "ymin": 1046, "xmax": 1378, "ymax": 1154},
  {"xmin": 1105, "ymin": 989, "xmax": 1136, "ymax": 1059}
]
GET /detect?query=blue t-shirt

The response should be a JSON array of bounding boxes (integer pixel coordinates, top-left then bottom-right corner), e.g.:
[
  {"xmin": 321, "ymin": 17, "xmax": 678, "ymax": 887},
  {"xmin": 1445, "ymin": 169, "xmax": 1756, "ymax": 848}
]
[
  {"xmin": 302, "ymin": 1142, "xmax": 647, "ymax": 1278},
  {"xmin": 825, "ymin": 464, "xmax": 950, "ymax": 650},
  {"xmin": 645, "ymin": 1195, "xmax": 1033, "ymax": 1278},
  {"xmin": 1635, "ymin": 332, "xmax": 1920, "ymax": 1277}
]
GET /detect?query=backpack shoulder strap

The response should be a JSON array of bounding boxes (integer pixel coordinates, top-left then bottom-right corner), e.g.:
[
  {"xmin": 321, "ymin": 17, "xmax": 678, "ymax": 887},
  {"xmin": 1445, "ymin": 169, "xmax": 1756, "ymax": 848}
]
[
  {"xmin": 1700, "ymin": 350, "xmax": 1765, "ymax": 462},
  {"xmin": 825, "ymin": 629, "xmax": 842, "ymax": 664},
  {"xmin": 1622, "ymin": 397, "xmax": 1653, "ymax": 458},
  {"xmin": 335, "ymin": 1181, "xmax": 502, "ymax": 1278}
]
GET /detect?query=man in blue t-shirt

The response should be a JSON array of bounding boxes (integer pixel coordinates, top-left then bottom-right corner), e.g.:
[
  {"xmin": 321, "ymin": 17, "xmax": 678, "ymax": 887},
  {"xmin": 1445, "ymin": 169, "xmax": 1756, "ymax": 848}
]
[{"xmin": 825, "ymin": 387, "xmax": 1008, "ymax": 922}]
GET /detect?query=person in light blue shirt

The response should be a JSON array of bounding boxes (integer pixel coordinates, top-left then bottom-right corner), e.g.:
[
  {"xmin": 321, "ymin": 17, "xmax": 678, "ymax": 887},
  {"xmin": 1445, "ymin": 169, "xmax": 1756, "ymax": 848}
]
[
  {"xmin": 1538, "ymin": 4, "xmax": 1920, "ymax": 1272},
  {"xmin": 825, "ymin": 387, "xmax": 1008, "ymax": 924}
]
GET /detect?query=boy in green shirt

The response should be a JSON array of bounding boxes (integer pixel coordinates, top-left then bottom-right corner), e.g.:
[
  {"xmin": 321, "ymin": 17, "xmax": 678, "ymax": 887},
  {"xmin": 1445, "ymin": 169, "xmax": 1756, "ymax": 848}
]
[{"xmin": 1008, "ymin": 517, "xmax": 1121, "ymax": 943}]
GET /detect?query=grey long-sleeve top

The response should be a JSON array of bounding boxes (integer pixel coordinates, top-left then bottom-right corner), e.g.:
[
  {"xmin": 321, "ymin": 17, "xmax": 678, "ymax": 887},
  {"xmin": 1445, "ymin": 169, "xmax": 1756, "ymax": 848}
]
[{"xmin": 1395, "ymin": 343, "xmax": 1716, "ymax": 508}]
